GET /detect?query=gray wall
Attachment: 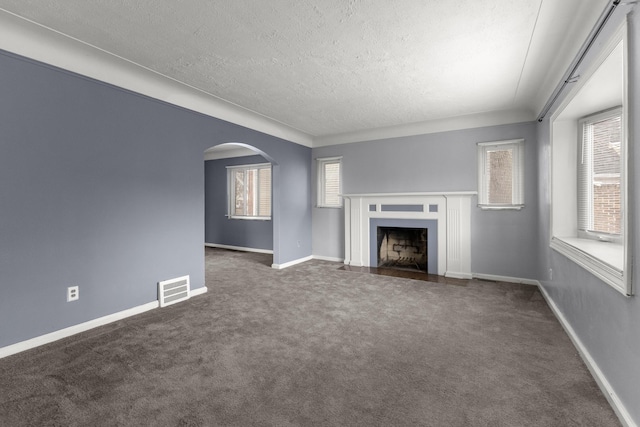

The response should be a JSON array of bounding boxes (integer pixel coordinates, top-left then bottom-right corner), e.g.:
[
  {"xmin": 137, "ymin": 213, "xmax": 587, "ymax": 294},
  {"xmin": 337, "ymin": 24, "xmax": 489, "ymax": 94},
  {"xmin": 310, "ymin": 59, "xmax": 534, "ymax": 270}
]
[
  {"xmin": 312, "ymin": 121, "xmax": 539, "ymax": 279},
  {"xmin": 3, "ymin": 7, "xmax": 639, "ymax": 422},
  {"xmin": 536, "ymin": 7, "xmax": 640, "ymax": 423},
  {"xmin": 0, "ymin": 50, "xmax": 311, "ymax": 348},
  {"xmin": 204, "ymin": 155, "xmax": 273, "ymax": 251}
]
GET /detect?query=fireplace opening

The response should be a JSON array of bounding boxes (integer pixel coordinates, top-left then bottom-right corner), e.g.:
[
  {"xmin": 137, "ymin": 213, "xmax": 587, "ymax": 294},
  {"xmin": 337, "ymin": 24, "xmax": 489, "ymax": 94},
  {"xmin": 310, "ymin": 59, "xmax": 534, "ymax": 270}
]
[{"xmin": 377, "ymin": 227, "xmax": 428, "ymax": 273}]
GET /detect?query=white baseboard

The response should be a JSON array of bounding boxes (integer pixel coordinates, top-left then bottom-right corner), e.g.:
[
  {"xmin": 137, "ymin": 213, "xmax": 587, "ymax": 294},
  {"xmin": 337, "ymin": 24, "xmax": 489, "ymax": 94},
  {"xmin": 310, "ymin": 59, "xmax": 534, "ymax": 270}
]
[
  {"xmin": 472, "ymin": 273, "xmax": 539, "ymax": 286},
  {"xmin": 537, "ymin": 284, "xmax": 636, "ymax": 427},
  {"xmin": 1, "ymin": 283, "xmax": 209, "ymax": 360},
  {"xmin": 446, "ymin": 271, "xmax": 473, "ymax": 280},
  {"xmin": 0, "ymin": 300, "xmax": 159, "ymax": 359},
  {"xmin": 312, "ymin": 255, "xmax": 344, "ymax": 263},
  {"xmin": 190, "ymin": 286, "xmax": 208, "ymax": 297},
  {"xmin": 205, "ymin": 243, "xmax": 273, "ymax": 254},
  {"xmin": 272, "ymin": 255, "xmax": 313, "ymax": 269}
]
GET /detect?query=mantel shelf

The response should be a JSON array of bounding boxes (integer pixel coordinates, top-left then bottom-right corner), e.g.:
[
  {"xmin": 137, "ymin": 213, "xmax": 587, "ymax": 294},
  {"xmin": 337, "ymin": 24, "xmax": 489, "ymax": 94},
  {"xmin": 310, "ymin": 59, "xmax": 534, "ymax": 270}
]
[{"xmin": 341, "ymin": 191, "xmax": 477, "ymax": 198}]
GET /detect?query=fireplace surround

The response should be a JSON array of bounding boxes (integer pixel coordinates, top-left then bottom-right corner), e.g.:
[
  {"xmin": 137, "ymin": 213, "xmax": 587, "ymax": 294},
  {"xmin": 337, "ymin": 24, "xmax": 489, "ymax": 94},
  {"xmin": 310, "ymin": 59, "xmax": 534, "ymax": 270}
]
[{"xmin": 342, "ymin": 192, "xmax": 475, "ymax": 278}]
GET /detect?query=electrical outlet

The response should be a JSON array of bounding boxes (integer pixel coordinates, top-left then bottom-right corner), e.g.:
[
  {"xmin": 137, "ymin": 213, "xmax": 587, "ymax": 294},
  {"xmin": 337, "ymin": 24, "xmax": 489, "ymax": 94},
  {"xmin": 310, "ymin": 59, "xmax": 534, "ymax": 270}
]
[
  {"xmin": 67, "ymin": 286, "xmax": 79, "ymax": 302},
  {"xmin": 549, "ymin": 268, "xmax": 553, "ymax": 281}
]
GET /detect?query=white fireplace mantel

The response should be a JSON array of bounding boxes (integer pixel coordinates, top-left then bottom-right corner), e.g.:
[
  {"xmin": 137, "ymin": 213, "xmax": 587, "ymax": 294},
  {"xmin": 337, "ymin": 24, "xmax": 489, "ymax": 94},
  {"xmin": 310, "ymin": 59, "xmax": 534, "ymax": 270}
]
[{"xmin": 342, "ymin": 192, "xmax": 476, "ymax": 279}]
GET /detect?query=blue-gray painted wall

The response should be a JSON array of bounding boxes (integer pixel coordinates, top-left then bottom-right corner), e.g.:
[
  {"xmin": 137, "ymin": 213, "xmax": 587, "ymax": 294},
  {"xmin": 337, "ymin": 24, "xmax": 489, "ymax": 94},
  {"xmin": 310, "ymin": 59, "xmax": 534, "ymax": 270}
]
[
  {"xmin": 0, "ymin": 50, "xmax": 311, "ymax": 348},
  {"xmin": 312, "ymin": 121, "xmax": 539, "ymax": 280},
  {"xmin": 204, "ymin": 155, "xmax": 273, "ymax": 250},
  {"xmin": 2, "ymin": 6, "xmax": 640, "ymax": 423},
  {"xmin": 536, "ymin": 7, "xmax": 640, "ymax": 423}
]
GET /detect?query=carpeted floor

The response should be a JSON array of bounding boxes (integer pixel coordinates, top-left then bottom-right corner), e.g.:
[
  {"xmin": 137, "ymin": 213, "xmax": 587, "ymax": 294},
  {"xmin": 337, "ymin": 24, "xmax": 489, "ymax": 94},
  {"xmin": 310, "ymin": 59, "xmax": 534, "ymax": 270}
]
[{"xmin": 0, "ymin": 248, "xmax": 620, "ymax": 426}]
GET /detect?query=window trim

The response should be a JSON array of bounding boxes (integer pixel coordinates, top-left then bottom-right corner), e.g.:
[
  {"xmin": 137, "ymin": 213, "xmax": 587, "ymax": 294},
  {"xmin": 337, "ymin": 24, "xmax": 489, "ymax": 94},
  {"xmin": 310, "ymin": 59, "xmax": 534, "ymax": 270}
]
[
  {"xmin": 317, "ymin": 156, "xmax": 343, "ymax": 208},
  {"xmin": 226, "ymin": 162, "xmax": 272, "ymax": 220},
  {"xmin": 477, "ymin": 139, "xmax": 524, "ymax": 210},
  {"xmin": 549, "ymin": 22, "xmax": 631, "ymax": 296},
  {"xmin": 577, "ymin": 107, "xmax": 623, "ymax": 244}
]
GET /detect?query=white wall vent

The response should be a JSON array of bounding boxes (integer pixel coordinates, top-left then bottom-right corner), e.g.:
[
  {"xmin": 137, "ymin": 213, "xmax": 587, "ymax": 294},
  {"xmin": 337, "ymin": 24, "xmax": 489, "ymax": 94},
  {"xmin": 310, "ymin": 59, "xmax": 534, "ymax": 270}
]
[{"xmin": 158, "ymin": 275, "xmax": 190, "ymax": 307}]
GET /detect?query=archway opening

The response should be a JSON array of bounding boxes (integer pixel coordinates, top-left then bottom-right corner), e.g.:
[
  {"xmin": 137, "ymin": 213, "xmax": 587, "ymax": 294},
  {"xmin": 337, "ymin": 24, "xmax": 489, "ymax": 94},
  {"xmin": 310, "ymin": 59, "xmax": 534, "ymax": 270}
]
[{"xmin": 203, "ymin": 143, "xmax": 279, "ymax": 271}]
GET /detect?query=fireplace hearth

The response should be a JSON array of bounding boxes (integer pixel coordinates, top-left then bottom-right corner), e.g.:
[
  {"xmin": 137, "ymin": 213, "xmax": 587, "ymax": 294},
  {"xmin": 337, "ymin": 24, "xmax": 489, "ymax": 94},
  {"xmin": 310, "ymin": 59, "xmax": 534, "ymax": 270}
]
[{"xmin": 377, "ymin": 227, "xmax": 428, "ymax": 272}]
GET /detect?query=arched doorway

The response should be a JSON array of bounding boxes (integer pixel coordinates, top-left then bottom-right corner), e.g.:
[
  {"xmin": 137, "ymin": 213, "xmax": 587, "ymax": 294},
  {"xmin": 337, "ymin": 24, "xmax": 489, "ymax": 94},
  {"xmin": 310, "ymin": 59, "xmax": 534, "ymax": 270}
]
[{"xmin": 203, "ymin": 142, "xmax": 279, "ymax": 268}]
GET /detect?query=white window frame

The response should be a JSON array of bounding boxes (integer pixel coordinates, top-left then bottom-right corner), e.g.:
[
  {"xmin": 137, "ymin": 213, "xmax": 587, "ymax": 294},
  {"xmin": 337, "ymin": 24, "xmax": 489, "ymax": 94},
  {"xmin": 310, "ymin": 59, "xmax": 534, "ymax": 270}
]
[
  {"xmin": 317, "ymin": 156, "xmax": 342, "ymax": 208},
  {"xmin": 477, "ymin": 139, "xmax": 524, "ymax": 210},
  {"xmin": 226, "ymin": 162, "xmax": 271, "ymax": 220},
  {"xmin": 577, "ymin": 107, "xmax": 623, "ymax": 244},
  {"xmin": 549, "ymin": 23, "xmax": 631, "ymax": 296}
]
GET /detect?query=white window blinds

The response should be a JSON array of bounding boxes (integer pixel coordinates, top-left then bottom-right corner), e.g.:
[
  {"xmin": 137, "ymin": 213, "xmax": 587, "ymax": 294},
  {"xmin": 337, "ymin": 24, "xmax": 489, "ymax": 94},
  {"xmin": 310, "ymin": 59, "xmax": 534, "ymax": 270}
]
[
  {"xmin": 317, "ymin": 157, "xmax": 342, "ymax": 207},
  {"xmin": 578, "ymin": 108, "xmax": 622, "ymax": 235},
  {"xmin": 227, "ymin": 163, "xmax": 272, "ymax": 219},
  {"xmin": 477, "ymin": 139, "xmax": 524, "ymax": 209}
]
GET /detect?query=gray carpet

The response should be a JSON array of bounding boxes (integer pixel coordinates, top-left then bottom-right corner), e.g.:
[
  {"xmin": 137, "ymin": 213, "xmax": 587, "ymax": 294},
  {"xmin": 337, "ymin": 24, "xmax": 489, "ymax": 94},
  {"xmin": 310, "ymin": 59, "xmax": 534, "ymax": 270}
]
[{"xmin": 0, "ymin": 248, "xmax": 620, "ymax": 426}]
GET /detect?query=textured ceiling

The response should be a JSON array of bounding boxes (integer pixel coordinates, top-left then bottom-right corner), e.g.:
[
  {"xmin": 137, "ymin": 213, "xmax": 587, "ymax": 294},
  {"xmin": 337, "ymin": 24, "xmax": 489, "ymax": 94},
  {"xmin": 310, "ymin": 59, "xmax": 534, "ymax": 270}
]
[{"xmin": 0, "ymin": 0, "xmax": 609, "ymax": 140}]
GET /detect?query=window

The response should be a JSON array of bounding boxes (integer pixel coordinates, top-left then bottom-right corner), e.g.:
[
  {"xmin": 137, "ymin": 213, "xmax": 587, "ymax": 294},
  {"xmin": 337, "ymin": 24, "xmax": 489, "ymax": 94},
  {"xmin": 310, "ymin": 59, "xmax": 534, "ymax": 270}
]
[
  {"xmin": 227, "ymin": 163, "xmax": 271, "ymax": 220},
  {"xmin": 477, "ymin": 139, "xmax": 524, "ymax": 210},
  {"xmin": 317, "ymin": 157, "xmax": 342, "ymax": 208},
  {"xmin": 578, "ymin": 108, "xmax": 622, "ymax": 241},
  {"xmin": 550, "ymin": 25, "xmax": 631, "ymax": 296}
]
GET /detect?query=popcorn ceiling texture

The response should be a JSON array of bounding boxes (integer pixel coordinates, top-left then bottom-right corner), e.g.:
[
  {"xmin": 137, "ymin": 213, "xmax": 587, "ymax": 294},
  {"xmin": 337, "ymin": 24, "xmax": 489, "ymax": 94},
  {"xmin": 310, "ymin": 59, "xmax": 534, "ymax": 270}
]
[{"xmin": 0, "ymin": 0, "xmax": 609, "ymax": 136}]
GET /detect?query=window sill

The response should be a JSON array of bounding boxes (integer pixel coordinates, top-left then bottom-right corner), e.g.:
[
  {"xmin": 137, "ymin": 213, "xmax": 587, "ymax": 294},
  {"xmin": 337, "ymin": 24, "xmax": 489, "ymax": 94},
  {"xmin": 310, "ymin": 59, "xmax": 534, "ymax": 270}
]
[
  {"xmin": 316, "ymin": 205, "xmax": 343, "ymax": 209},
  {"xmin": 550, "ymin": 236, "xmax": 629, "ymax": 296},
  {"xmin": 227, "ymin": 216, "xmax": 271, "ymax": 221},
  {"xmin": 478, "ymin": 204, "xmax": 524, "ymax": 211}
]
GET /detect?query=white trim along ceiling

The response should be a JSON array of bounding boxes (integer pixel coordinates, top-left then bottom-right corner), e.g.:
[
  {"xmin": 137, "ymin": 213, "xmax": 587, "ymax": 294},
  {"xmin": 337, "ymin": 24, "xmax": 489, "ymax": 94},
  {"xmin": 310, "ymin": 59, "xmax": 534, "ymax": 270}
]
[{"xmin": 0, "ymin": 0, "xmax": 610, "ymax": 147}]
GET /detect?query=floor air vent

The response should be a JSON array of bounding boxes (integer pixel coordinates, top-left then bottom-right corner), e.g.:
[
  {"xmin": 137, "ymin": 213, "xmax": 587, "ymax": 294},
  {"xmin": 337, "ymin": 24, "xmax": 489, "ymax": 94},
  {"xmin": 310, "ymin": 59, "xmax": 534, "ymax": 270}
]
[{"xmin": 158, "ymin": 275, "xmax": 190, "ymax": 307}]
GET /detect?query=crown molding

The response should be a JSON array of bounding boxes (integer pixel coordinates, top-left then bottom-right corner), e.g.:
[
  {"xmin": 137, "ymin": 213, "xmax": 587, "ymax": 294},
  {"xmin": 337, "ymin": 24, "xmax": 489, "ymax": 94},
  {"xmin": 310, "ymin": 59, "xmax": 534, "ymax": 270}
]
[
  {"xmin": 0, "ymin": 8, "xmax": 537, "ymax": 150},
  {"xmin": 0, "ymin": 9, "xmax": 314, "ymax": 148},
  {"xmin": 312, "ymin": 109, "xmax": 536, "ymax": 147}
]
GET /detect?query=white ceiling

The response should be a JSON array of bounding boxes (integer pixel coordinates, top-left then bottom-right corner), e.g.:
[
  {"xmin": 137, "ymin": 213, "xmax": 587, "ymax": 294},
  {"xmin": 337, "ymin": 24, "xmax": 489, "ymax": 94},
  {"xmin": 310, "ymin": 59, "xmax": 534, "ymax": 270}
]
[{"xmin": 0, "ymin": 0, "xmax": 610, "ymax": 146}]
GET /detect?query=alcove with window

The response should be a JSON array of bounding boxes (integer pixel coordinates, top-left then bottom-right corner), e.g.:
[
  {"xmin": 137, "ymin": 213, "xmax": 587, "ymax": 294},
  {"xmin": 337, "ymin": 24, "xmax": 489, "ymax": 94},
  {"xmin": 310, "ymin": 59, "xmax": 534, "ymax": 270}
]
[
  {"xmin": 550, "ymin": 24, "xmax": 631, "ymax": 295},
  {"xmin": 204, "ymin": 144, "xmax": 275, "ymax": 256}
]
